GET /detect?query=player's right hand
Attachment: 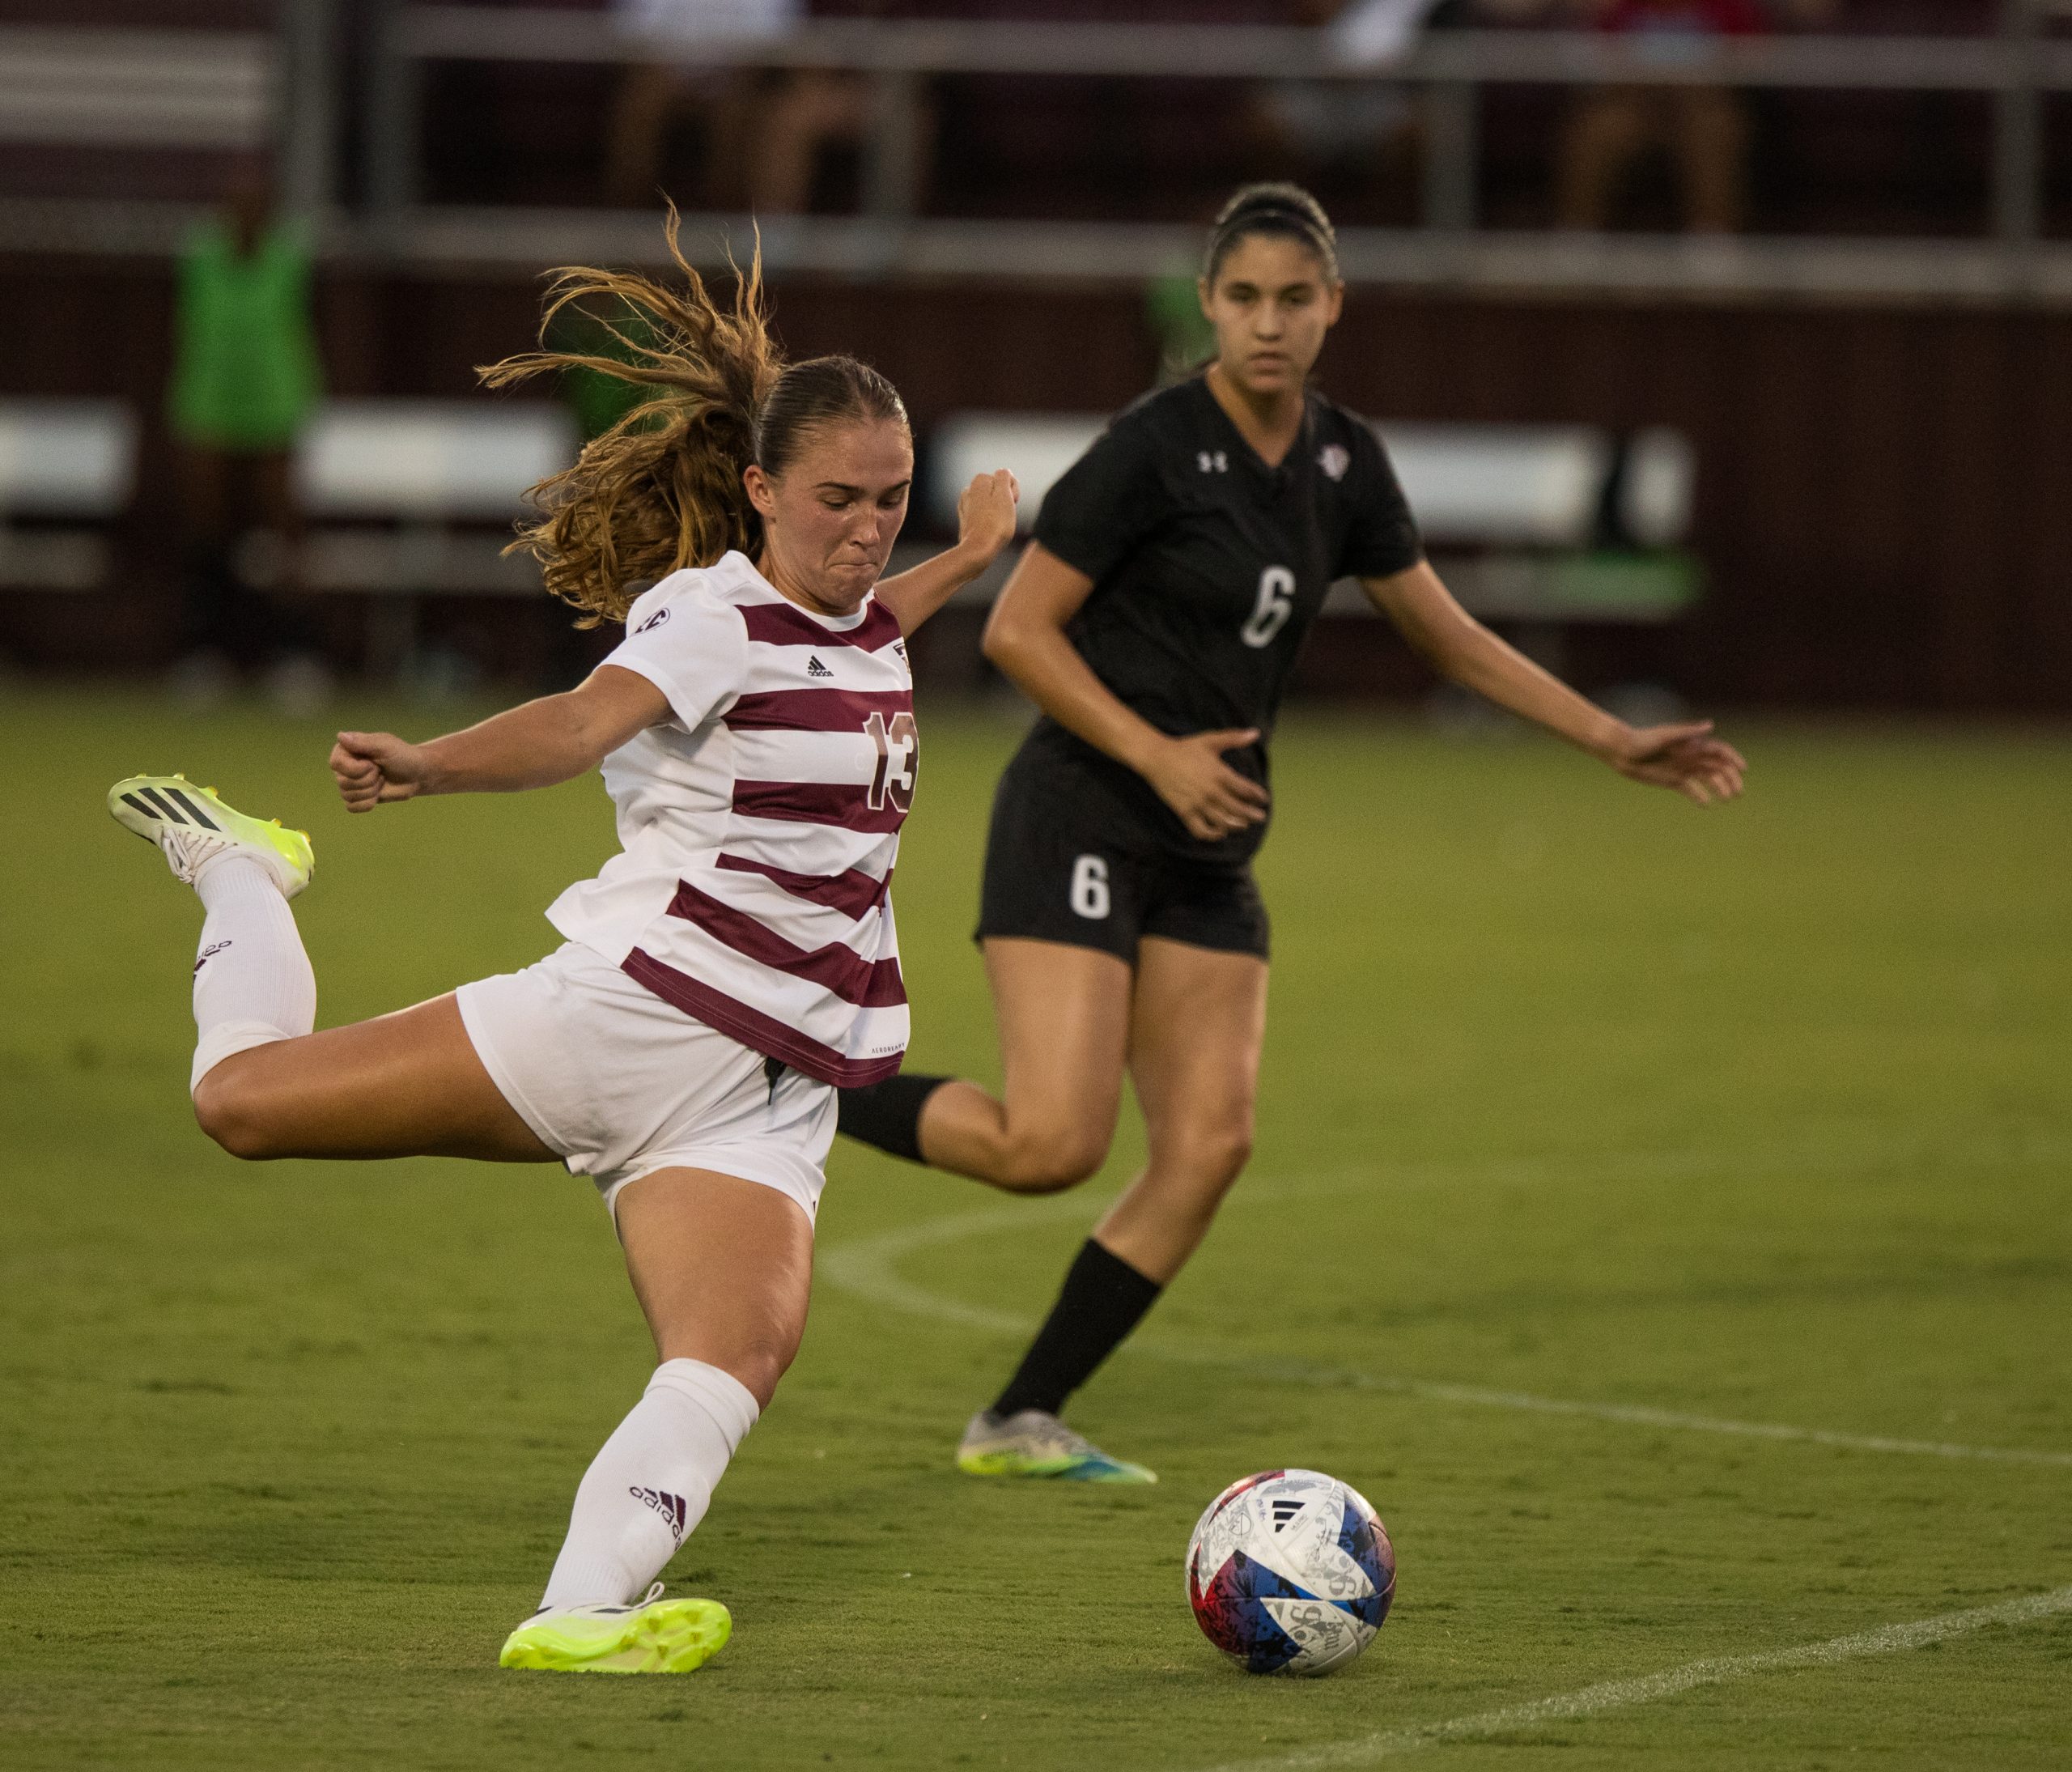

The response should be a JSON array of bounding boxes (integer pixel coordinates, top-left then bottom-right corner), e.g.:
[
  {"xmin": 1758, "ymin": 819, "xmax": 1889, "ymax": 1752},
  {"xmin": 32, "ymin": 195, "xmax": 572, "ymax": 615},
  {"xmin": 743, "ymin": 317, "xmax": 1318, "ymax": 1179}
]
[
  {"xmin": 956, "ymin": 469, "xmax": 1021, "ymax": 564},
  {"xmin": 1143, "ymin": 728, "xmax": 1270, "ymax": 843},
  {"xmin": 330, "ymin": 730, "xmax": 431, "ymax": 812}
]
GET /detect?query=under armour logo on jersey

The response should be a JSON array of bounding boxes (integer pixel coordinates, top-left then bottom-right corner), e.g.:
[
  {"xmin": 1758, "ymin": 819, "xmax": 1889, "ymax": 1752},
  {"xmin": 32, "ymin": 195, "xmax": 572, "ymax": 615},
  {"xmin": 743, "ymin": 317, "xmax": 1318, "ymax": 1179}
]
[
  {"xmin": 636, "ymin": 606, "xmax": 671, "ymax": 634},
  {"xmin": 1197, "ymin": 450, "xmax": 1229, "ymax": 474},
  {"xmin": 629, "ymin": 1485, "xmax": 689, "ymax": 1540},
  {"xmin": 806, "ymin": 655, "xmax": 834, "ymax": 678},
  {"xmin": 1317, "ymin": 444, "xmax": 1351, "ymax": 482}
]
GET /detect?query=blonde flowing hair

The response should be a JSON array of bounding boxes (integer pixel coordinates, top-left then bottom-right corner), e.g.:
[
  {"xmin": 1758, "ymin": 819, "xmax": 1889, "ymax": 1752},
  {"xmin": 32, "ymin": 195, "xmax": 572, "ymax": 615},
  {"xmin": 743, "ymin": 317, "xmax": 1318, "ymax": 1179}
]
[{"xmin": 481, "ymin": 211, "xmax": 906, "ymax": 627}]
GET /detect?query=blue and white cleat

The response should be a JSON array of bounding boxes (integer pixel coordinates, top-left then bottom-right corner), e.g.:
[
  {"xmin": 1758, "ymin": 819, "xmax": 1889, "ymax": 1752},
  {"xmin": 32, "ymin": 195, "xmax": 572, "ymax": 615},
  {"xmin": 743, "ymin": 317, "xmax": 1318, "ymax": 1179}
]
[
  {"xmin": 108, "ymin": 774, "xmax": 313, "ymax": 899},
  {"xmin": 499, "ymin": 1583, "xmax": 732, "ymax": 1674},
  {"xmin": 956, "ymin": 1409, "xmax": 1157, "ymax": 1485}
]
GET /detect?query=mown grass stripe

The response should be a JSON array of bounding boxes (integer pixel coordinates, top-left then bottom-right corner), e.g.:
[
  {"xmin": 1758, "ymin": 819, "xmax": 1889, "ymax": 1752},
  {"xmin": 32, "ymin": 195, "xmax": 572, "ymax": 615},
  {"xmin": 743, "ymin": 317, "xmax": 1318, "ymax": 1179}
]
[
  {"xmin": 819, "ymin": 1163, "xmax": 2072, "ymax": 1470},
  {"xmin": 1201, "ymin": 1584, "xmax": 2072, "ymax": 1771}
]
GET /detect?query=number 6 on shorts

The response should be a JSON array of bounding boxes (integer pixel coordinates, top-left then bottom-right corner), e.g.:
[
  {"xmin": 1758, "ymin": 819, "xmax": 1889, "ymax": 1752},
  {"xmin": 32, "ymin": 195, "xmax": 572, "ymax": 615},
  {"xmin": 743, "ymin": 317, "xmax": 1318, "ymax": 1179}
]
[{"xmin": 1070, "ymin": 854, "xmax": 1111, "ymax": 920}]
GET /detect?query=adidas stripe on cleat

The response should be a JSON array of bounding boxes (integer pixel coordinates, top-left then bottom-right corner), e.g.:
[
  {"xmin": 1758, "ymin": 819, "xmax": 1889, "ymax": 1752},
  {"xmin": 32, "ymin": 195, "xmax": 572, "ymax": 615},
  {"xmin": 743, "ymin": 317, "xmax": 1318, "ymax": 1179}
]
[
  {"xmin": 499, "ymin": 1585, "xmax": 732, "ymax": 1675},
  {"xmin": 108, "ymin": 774, "xmax": 314, "ymax": 899}
]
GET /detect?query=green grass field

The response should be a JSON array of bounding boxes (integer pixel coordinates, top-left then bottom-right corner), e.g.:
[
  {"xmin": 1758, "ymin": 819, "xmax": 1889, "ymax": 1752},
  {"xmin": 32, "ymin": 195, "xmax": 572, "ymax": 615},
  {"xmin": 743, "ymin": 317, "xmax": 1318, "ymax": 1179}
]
[{"xmin": 3, "ymin": 687, "xmax": 2069, "ymax": 1770}]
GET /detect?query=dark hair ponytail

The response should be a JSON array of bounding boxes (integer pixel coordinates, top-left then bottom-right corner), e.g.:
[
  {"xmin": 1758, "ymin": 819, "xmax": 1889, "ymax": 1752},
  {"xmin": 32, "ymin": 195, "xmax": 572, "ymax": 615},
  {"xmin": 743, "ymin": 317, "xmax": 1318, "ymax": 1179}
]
[
  {"xmin": 1202, "ymin": 182, "xmax": 1340, "ymax": 285},
  {"xmin": 480, "ymin": 210, "xmax": 909, "ymax": 627}
]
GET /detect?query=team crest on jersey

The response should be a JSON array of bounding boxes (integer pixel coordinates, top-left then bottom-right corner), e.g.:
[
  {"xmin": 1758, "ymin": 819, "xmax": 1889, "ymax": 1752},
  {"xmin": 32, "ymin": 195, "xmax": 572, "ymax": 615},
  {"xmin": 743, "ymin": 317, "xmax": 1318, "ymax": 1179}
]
[{"xmin": 1318, "ymin": 444, "xmax": 1351, "ymax": 482}]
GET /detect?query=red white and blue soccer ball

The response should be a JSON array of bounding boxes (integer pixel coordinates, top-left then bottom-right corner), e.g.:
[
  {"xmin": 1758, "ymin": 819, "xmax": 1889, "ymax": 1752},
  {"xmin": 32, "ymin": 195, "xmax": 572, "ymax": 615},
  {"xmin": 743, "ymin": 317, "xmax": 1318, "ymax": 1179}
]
[{"xmin": 1186, "ymin": 1468, "xmax": 1395, "ymax": 1676}]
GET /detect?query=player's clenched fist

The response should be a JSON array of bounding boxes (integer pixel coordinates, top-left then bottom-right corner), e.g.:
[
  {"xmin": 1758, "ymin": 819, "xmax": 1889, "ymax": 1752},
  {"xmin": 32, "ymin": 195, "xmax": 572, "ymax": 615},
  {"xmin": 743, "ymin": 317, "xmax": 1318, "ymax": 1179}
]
[
  {"xmin": 956, "ymin": 470, "xmax": 1021, "ymax": 564},
  {"xmin": 330, "ymin": 729, "xmax": 431, "ymax": 811}
]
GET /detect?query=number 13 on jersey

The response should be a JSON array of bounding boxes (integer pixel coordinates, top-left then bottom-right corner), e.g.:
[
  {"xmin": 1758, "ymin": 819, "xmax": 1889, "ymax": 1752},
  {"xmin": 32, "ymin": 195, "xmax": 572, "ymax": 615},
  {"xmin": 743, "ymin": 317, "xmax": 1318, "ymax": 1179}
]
[{"xmin": 864, "ymin": 710, "xmax": 918, "ymax": 813}]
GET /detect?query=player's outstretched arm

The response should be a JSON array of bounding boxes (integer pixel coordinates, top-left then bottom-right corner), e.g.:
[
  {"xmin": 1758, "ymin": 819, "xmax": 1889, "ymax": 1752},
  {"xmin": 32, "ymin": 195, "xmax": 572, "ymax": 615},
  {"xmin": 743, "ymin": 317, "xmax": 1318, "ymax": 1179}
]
[
  {"xmin": 873, "ymin": 470, "xmax": 1021, "ymax": 635},
  {"xmin": 1362, "ymin": 560, "xmax": 1747, "ymax": 806},
  {"xmin": 329, "ymin": 665, "xmax": 672, "ymax": 811}
]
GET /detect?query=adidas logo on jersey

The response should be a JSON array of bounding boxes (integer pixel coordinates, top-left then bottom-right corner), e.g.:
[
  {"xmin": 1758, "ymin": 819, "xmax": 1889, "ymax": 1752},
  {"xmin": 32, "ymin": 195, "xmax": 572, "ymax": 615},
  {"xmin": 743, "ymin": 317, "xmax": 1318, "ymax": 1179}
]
[{"xmin": 806, "ymin": 655, "xmax": 834, "ymax": 678}]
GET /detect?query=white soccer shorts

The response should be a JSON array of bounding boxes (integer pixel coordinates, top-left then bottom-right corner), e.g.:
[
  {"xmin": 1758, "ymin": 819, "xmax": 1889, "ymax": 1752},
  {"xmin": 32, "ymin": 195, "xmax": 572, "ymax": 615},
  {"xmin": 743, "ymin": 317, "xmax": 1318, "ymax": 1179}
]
[{"xmin": 456, "ymin": 941, "xmax": 836, "ymax": 1225}]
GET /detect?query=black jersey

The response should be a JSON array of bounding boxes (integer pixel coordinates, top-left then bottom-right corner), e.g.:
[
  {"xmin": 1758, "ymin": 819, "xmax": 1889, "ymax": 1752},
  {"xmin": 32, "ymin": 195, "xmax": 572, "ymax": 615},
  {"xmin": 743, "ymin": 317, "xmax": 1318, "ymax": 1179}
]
[{"xmin": 1024, "ymin": 376, "xmax": 1422, "ymax": 863}]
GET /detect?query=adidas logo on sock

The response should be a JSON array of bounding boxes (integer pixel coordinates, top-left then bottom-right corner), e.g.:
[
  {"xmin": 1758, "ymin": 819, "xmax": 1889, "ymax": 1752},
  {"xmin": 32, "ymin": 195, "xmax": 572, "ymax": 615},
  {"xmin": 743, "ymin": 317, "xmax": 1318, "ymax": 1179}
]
[
  {"xmin": 630, "ymin": 1485, "xmax": 689, "ymax": 1540},
  {"xmin": 805, "ymin": 655, "xmax": 834, "ymax": 678}
]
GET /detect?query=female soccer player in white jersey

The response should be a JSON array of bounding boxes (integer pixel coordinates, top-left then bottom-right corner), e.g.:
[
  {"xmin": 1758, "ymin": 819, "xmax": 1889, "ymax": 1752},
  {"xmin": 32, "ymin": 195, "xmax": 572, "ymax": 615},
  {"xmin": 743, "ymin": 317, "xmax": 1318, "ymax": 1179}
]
[
  {"xmin": 108, "ymin": 234, "xmax": 1018, "ymax": 1673},
  {"xmin": 839, "ymin": 183, "xmax": 1747, "ymax": 1484}
]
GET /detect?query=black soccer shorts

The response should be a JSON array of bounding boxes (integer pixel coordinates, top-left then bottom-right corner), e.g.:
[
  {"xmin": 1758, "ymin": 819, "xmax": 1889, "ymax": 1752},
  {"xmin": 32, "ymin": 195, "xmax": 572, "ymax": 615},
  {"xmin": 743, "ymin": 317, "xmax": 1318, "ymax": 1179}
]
[{"xmin": 974, "ymin": 749, "xmax": 1270, "ymax": 962}]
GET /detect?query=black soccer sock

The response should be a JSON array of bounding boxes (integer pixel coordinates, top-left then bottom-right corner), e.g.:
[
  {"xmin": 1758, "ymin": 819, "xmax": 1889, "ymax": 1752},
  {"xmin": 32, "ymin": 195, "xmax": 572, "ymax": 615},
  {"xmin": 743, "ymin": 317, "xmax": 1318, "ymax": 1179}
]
[
  {"xmin": 990, "ymin": 1239, "xmax": 1164, "ymax": 1421},
  {"xmin": 835, "ymin": 1073, "xmax": 952, "ymax": 1164}
]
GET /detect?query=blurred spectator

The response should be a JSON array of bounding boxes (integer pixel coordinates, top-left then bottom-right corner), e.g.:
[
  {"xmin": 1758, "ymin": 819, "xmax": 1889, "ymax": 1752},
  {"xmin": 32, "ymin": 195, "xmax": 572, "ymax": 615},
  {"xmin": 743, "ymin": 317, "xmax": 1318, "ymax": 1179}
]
[
  {"xmin": 165, "ymin": 164, "xmax": 329, "ymax": 710},
  {"xmin": 1250, "ymin": 0, "xmax": 1464, "ymax": 189},
  {"xmin": 1145, "ymin": 266, "xmax": 1217, "ymax": 384},
  {"xmin": 605, "ymin": 0, "xmax": 877, "ymax": 214},
  {"xmin": 1556, "ymin": 0, "xmax": 1834, "ymax": 234}
]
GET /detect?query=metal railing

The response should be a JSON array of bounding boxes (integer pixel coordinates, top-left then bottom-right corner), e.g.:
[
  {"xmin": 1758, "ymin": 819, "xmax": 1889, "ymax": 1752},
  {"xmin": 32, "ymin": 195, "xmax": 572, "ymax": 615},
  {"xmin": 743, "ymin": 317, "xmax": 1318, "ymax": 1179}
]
[
  {"xmin": 6, "ymin": 5, "xmax": 2072, "ymax": 302},
  {"xmin": 372, "ymin": 4, "xmax": 2070, "ymax": 242}
]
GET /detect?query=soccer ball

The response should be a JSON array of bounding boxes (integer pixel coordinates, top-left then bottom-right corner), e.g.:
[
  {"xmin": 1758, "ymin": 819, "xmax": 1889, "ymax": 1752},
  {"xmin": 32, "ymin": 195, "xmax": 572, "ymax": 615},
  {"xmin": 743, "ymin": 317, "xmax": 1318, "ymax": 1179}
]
[{"xmin": 1185, "ymin": 1468, "xmax": 1395, "ymax": 1676}]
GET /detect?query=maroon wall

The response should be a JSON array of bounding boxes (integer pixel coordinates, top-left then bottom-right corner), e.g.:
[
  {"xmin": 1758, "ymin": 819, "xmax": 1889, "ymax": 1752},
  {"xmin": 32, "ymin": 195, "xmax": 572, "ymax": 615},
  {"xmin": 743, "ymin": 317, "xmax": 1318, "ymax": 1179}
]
[{"xmin": 2, "ymin": 254, "xmax": 2066, "ymax": 710}]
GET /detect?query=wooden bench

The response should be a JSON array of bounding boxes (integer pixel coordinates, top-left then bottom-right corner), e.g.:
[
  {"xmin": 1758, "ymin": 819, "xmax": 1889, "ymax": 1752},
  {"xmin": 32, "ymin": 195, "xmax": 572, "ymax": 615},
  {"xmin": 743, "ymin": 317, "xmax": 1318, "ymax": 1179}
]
[
  {"xmin": 292, "ymin": 399, "xmax": 579, "ymax": 674},
  {"xmin": 920, "ymin": 410, "xmax": 1698, "ymax": 627},
  {"xmin": 0, "ymin": 399, "xmax": 139, "ymax": 592}
]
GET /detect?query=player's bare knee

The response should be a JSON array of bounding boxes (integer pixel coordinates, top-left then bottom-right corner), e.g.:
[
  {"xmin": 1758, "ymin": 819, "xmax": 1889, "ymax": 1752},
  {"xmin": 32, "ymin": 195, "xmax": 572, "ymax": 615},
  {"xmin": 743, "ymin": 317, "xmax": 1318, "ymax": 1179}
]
[
  {"xmin": 999, "ymin": 1125, "xmax": 1106, "ymax": 1195},
  {"xmin": 192, "ymin": 1071, "xmax": 279, "ymax": 1160},
  {"xmin": 1157, "ymin": 1120, "xmax": 1253, "ymax": 1199},
  {"xmin": 715, "ymin": 1336, "xmax": 796, "ymax": 1410}
]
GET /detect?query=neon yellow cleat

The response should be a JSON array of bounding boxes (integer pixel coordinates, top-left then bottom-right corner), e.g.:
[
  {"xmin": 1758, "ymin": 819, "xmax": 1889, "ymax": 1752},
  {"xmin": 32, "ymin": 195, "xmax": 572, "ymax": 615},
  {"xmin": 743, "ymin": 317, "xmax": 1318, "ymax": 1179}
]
[
  {"xmin": 499, "ymin": 1585, "xmax": 732, "ymax": 1675},
  {"xmin": 956, "ymin": 1409, "xmax": 1157, "ymax": 1485},
  {"xmin": 107, "ymin": 774, "xmax": 314, "ymax": 900}
]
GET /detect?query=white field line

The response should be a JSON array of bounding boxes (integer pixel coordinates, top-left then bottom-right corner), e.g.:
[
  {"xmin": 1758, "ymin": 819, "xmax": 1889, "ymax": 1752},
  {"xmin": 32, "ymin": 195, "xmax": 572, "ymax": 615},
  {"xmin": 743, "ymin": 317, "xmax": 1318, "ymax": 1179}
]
[
  {"xmin": 1199, "ymin": 1583, "xmax": 2072, "ymax": 1772},
  {"xmin": 818, "ymin": 1144, "xmax": 2072, "ymax": 1471}
]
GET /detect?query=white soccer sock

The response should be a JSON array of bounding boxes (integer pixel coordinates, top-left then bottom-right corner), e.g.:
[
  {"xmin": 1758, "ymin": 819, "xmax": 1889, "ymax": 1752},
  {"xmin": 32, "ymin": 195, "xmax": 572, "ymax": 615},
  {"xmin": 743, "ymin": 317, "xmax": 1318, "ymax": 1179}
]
[
  {"xmin": 189, "ymin": 855, "xmax": 317, "ymax": 1092},
  {"xmin": 537, "ymin": 1358, "xmax": 761, "ymax": 1611}
]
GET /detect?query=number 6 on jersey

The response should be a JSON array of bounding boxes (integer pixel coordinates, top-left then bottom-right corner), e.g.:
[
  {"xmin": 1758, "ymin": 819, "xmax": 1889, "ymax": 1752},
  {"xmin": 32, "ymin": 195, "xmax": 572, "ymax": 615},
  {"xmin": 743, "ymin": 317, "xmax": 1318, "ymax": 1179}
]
[{"xmin": 1241, "ymin": 566, "xmax": 1297, "ymax": 649}]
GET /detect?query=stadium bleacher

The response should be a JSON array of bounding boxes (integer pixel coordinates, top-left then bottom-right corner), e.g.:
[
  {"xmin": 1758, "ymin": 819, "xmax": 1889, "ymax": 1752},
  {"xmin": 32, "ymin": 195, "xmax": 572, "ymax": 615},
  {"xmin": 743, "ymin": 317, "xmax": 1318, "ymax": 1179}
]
[{"xmin": 0, "ymin": 2, "xmax": 2066, "ymax": 708}]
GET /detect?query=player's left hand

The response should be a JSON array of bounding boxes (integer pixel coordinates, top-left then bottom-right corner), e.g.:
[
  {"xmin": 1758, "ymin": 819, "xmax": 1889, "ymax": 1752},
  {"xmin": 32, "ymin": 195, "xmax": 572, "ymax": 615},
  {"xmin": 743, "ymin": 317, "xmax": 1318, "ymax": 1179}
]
[
  {"xmin": 956, "ymin": 470, "xmax": 1021, "ymax": 564},
  {"xmin": 1609, "ymin": 721, "xmax": 1747, "ymax": 806},
  {"xmin": 330, "ymin": 729, "xmax": 433, "ymax": 811}
]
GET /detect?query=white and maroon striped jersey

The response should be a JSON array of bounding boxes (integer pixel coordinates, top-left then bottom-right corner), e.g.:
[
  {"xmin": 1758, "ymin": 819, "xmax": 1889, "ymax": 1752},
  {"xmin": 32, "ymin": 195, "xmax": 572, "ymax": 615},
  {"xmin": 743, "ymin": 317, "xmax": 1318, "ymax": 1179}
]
[{"xmin": 545, "ymin": 550, "xmax": 917, "ymax": 1086}]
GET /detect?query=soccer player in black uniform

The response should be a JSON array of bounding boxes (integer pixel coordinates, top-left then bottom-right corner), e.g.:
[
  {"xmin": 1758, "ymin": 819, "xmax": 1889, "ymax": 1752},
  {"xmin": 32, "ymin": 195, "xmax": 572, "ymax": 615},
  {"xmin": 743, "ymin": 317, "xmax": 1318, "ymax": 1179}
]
[{"xmin": 840, "ymin": 183, "xmax": 1746, "ymax": 1482}]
